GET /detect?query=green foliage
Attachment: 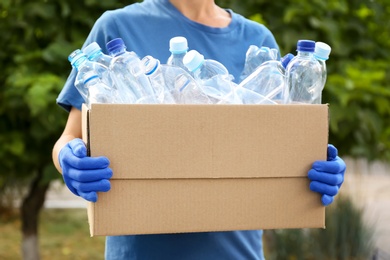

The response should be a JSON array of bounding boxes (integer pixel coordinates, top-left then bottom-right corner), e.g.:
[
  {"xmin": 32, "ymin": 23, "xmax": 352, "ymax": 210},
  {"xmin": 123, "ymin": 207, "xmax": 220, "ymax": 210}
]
[
  {"xmin": 0, "ymin": 0, "xmax": 133, "ymax": 206},
  {"xmin": 218, "ymin": 0, "xmax": 390, "ymax": 161},
  {"xmin": 264, "ymin": 195, "xmax": 375, "ymax": 259}
]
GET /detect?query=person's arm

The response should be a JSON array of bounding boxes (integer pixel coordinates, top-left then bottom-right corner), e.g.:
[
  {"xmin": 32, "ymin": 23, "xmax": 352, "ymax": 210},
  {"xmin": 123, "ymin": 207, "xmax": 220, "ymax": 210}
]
[
  {"xmin": 52, "ymin": 107, "xmax": 112, "ymax": 202},
  {"xmin": 52, "ymin": 107, "xmax": 83, "ymax": 173}
]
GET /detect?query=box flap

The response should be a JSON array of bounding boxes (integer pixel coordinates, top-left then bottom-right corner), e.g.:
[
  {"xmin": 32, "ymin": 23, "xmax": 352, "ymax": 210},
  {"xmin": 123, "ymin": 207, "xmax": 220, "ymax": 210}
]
[{"xmin": 83, "ymin": 104, "xmax": 328, "ymax": 180}]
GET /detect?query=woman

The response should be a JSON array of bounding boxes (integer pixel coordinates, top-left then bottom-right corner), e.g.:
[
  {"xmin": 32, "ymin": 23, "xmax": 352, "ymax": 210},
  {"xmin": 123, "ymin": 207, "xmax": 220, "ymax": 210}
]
[{"xmin": 53, "ymin": 1, "xmax": 345, "ymax": 259}]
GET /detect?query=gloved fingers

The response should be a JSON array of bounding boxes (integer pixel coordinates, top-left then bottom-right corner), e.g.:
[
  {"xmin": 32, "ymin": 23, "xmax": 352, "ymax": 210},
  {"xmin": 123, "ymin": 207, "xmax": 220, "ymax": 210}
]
[
  {"xmin": 66, "ymin": 167, "xmax": 113, "ymax": 182},
  {"xmin": 310, "ymin": 181, "xmax": 339, "ymax": 196},
  {"xmin": 321, "ymin": 194, "xmax": 334, "ymax": 206},
  {"xmin": 312, "ymin": 156, "xmax": 346, "ymax": 173},
  {"xmin": 327, "ymin": 144, "xmax": 338, "ymax": 161},
  {"xmin": 308, "ymin": 169, "xmax": 343, "ymax": 186},
  {"xmin": 68, "ymin": 138, "xmax": 88, "ymax": 158},
  {"xmin": 62, "ymin": 175, "xmax": 80, "ymax": 197},
  {"xmin": 70, "ymin": 179, "xmax": 111, "ymax": 193},
  {"xmin": 62, "ymin": 155, "xmax": 110, "ymax": 170},
  {"xmin": 78, "ymin": 191, "xmax": 98, "ymax": 203}
]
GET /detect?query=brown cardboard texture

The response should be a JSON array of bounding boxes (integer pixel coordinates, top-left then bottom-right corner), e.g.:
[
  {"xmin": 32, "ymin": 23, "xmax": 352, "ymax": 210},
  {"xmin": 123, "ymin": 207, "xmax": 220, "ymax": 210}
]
[{"xmin": 82, "ymin": 103, "xmax": 328, "ymax": 236}]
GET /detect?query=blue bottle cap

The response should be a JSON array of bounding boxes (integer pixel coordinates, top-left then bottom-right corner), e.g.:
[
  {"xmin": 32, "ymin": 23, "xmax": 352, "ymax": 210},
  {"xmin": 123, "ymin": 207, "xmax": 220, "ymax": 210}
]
[
  {"xmin": 281, "ymin": 53, "xmax": 295, "ymax": 69},
  {"xmin": 297, "ymin": 40, "xmax": 315, "ymax": 52},
  {"xmin": 183, "ymin": 50, "xmax": 204, "ymax": 72},
  {"xmin": 83, "ymin": 42, "xmax": 101, "ymax": 58},
  {"xmin": 106, "ymin": 38, "xmax": 125, "ymax": 54},
  {"xmin": 169, "ymin": 36, "xmax": 188, "ymax": 54},
  {"xmin": 314, "ymin": 42, "xmax": 331, "ymax": 60}
]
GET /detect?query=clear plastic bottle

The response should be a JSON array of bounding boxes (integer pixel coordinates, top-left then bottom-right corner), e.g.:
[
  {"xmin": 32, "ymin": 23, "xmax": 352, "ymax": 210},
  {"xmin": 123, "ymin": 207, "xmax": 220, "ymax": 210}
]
[
  {"xmin": 106, "ymin": 38, "xmax": 157, "ymax": 104},
  {"xmin": 313, "ymin": 42, "xmax": 331, "ymax": 104},
  {"xmin": 83, "ymin": 42, "xmax": 112, "ymax": 68},
  {"xmin": 83, "ymin": 42, "xmax": 122, "ymax": 101},
  {"xmin": 285, "ymin": 40, "xmax": 323, "ymax": 104},
  {"xmin": 68, "ymin": 49, "xmax": 110, "ymax": 102},
  {"xmin": 183, "ymin": 50, "xmax": 234, "ymax": 103},
  {"xmin": 82, "ymin": 71, "xmax": 118, "ymax": 108},
  {"xmin": 239, "ymin": 53, "xmax": 294, "ymax": 104},
  {"xmin": 166, "ymin": 36, "xmax": 189, "ymax": 71},
  {"xmin": 240, "ymin": 45, "xmax": 279, "ymax": 82},
  {"xmin": 142, "ymin": 55, "xmax": 178, "ymax": 104},
  {"xmin": 175, "ymin": 73, "xmax": 213, "ymax": 104}
]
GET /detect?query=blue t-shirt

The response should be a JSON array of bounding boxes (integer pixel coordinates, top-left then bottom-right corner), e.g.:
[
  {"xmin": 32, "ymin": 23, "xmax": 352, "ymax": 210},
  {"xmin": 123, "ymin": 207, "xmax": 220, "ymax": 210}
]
[
  {"xmin": 57, "ymin": 0, "xmax": 278, "ymax": 112},
  {"xmin": 58, "ymin": 1, "xmax": 279, "ymax": 259}
]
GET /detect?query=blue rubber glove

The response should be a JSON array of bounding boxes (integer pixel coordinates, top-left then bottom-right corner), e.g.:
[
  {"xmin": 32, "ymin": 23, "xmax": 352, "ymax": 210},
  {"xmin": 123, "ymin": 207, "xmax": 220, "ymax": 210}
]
[
  {"xmin": 58, "ymin": 138, "xmax": 113, "ymax": 202},
  {"xmin": 308, "ymin": 144, "xmax": 346, "ymax": 206}
]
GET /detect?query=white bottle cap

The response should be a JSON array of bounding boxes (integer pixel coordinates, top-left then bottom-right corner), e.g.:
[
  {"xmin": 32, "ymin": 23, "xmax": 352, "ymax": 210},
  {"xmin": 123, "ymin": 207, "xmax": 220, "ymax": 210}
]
[
  {"xmin": 183, "ymin": 50, "xmax": 204, "ymax": 72},
  {"xmin": 169, "ymin": 36, "xmax": 188, "ymax": 54},
  {"xmin": 314, "ymin": 42, "xmax": 331, "ymax": 60},
  {"xmin": 83, "ymin": 42, "xmax": 101, "ymax": 58}
]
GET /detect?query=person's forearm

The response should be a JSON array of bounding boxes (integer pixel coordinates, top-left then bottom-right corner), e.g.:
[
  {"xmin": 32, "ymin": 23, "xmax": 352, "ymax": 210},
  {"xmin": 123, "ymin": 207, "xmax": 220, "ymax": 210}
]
[{"xmin": 52, "ymin": 107, "xmax": 83, "ymax": 174}]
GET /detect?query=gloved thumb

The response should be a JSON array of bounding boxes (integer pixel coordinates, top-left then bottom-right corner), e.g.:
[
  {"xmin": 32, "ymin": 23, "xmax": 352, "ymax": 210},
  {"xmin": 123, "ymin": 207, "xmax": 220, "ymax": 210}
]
[
  {"xmin": 68, "ymin": 138, "xmax": 87, "ymax": 158},
  {"xmin": 327, "ymin": 144, "xmax": 338, "ymax": 161},
  {"xmin": 321, "ymin": 194, "xmax": 334, "ymax": 206}
]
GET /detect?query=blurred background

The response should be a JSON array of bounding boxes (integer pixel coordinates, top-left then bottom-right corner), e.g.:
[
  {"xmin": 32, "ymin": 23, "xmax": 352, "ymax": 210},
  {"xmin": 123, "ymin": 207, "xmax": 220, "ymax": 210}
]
[{"xmin": 0, "ymin": 0, "xmax": 389, "ymax": 259}]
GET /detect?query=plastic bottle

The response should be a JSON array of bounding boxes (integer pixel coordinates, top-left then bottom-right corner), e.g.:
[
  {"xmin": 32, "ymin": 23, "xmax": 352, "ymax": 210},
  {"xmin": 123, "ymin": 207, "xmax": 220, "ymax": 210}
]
[
  {"xmin": 281, "ymin": 53, "xmax": 295, "ymax": 69},
  {"xmin": 83, "ymin": 42, "xmax": 123, "ymax": 101},
  {"xmin": 175, "ymin": 73, "xmax": 213, "ymax": 104},
  {"xmin": 106, "ymin": 38, "xmax": 157, "ymax": 104},
  {"xmin": 83, "ymin": 42, "xmax": 112, "ymax": 68},
  {"xmin": 82, "ymin": 71, "xmax": 118, "ymax": 108},
  {"xmin": 68, "ymin": 49, "xmax": 111, "ymax": 102},
  {"xmin": 239, "ymin": 53, "xmax": 294, "ymax": 103},
  {"xmin": 313, "ymin": 42, "xmax": 331, "ymax": 104},
  {"xmin": 284, "ymin": 40, "xmax": 323, "ymax": 104},
  {"xmin": 240, "ymin": 46, "xmax": 279, "ymax": 82},
  {"xmin": 183, "ymin": 50, "xmax": 234, "ymax": 103},
  {"xmin": 142, "ymin": 55, "xmax": 178, "ymax": 104},
  {"xmin": 166, "ymin": 36, "xmax": 189, "ymax": 71}
]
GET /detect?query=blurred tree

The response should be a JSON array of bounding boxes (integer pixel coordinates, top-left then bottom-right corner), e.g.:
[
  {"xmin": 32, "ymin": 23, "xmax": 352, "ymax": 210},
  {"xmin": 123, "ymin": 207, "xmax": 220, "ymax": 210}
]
[{"xmin": 0, "ymin": 0, "xmax": 131, "ymax": 259}]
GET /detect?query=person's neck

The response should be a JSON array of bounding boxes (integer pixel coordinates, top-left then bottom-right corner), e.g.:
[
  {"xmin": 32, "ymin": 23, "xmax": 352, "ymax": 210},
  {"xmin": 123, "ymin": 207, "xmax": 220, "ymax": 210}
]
[{"xmin": 169, "ymin": 0, "xmax": 231, "ymax": 28}]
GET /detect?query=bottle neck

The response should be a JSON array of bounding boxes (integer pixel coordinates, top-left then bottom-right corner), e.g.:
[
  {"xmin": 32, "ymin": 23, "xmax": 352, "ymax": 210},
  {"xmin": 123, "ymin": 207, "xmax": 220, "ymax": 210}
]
[
  {"xmin": 110, "ymin": 47, "xmax": 126, "ymax": 57},
  {"xmin": 297, "ymin": 51, "xmax": 314, "ymax": 58},
  {"xmin": 88, "ymin": 50, "xmax": 103, "ymax": 61},
  {"xmin": 73, "ymin": 56, "xmax": 88, "ymax": 71}
]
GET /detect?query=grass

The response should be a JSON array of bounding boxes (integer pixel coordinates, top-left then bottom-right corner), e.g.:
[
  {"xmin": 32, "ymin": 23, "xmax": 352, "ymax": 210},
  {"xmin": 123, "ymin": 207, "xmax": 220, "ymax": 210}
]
[{"xmin": 0, "ymin": 208, "xmax": 105, "ymax": 260}]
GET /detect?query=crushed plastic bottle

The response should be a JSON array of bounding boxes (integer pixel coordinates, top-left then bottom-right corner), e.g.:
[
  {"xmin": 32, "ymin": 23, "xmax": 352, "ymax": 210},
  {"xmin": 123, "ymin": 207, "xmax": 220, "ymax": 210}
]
[
  {"xmin": 82, "ymin": 71, "xmax": 118, "ymax": 107},
  {"xmin": 107, "ymin": 38, "xmax": 157, "ymax": 104},
  {"xmin": 239, "ymin": 53, "xmax": 294, "ymax": 103},
  {"xmin": 68, "ymin": 49, "xmax": 111, "ymax": 103},
  {"xmin": 240, "ymin": 45, "xmax": 279, "ymax": 82},
  {"xmin": 183, "ymin": 50, "xmax": 234, "ymax": 103}
]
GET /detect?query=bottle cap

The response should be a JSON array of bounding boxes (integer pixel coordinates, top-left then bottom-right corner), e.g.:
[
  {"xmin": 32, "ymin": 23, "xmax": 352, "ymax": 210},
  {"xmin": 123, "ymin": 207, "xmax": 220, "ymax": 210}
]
[
  {"xmin": 169, "ymin": 36, "xmax": 188, "ymax": 54},
  {"xmin": 183, "ymin": 50, "xmax": 204, "ymax": 72},
  {"xmin": 142, "ymin": 56, "xmax": 160, "ymax": 75},
  {"xmin": 83, "ymin": 42, "xmax": 101, "ymax": 58},
  {"xmin": 314, "ymin": 42, "xmax": 331, "ymax": 60},
  {"xmin": 106, "ymin": 38, "xmax": 125, "ymax": 54},
  {"xmin": 281, "ymin": 53, "xmax": 294, "ymax": 69},
  {"xmin": 297, "ymin": 40, "xmax": 315, "ymax": 52}
]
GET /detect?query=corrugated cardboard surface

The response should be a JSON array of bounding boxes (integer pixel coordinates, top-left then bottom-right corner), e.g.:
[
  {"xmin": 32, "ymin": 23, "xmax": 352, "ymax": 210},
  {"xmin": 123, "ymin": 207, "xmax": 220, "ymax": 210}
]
[{"xmin": 82, "ymin": 104, "xmax": 328, "ymax": 236}]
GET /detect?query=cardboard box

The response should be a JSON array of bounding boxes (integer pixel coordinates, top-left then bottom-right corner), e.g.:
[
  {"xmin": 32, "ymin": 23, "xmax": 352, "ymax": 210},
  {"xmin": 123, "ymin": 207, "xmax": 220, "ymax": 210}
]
[{"xmin": 82, "ymin": 103, "xmax": 328, "ymax": 236}]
